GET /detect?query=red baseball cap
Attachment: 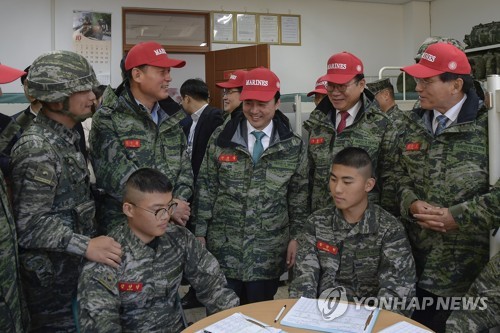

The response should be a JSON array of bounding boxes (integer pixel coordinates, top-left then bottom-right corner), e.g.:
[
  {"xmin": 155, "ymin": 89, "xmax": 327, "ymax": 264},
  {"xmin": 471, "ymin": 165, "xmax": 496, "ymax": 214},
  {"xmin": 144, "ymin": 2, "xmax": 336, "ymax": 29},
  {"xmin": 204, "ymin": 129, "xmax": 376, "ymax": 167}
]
[
  {"xmin": 401, "ymin": 42, "xmax": 471, "ymax": 78},
  {"xmin": 240, "ymin": 67, "xmax": 280, "ymax": 102},
  {"xmin": 324, "ymin": 52, "xmax": 364, "ymax": 84},
  {"xmin": 216, "ymin": 70, "xmax": 247, "ymax": 88},
  {"xmin": 307, "ymin": 75, "xmax": 328, "ymax": 97},
  {"xmin": 125, "ymin": 41, "xmax": 186, "ymax": 71},
  {"xmin": 0, "ymin": 63, "xmax": 26, "ymax": 84}
]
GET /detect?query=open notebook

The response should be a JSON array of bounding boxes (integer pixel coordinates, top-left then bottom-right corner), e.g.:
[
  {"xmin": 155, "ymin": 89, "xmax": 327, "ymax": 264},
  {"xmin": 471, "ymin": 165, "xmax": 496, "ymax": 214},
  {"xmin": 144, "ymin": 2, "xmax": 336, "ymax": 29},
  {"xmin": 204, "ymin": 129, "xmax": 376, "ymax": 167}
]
[
  {"xmin": 280, "ymin": 297, "xmax": 379, "ymax": 333},
  {"xmin": 197, "ymin": 312, "xmax": 286, "ymax": 333}
]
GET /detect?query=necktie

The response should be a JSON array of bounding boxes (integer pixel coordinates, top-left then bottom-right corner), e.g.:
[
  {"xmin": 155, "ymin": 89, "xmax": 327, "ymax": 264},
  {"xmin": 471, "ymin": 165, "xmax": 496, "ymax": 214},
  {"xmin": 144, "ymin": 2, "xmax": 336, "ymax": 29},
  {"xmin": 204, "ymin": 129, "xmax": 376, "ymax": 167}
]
[
  {"xmin": 435, "ymin": 115, "xmax": 448, "ymax": 136},
  {"xmin": 337, "ymin": 111, "xmax": 349, "ymax": 134},
  {"xmin": 252, "ymin": 131, "xmax": 265, "ymax": 163}
]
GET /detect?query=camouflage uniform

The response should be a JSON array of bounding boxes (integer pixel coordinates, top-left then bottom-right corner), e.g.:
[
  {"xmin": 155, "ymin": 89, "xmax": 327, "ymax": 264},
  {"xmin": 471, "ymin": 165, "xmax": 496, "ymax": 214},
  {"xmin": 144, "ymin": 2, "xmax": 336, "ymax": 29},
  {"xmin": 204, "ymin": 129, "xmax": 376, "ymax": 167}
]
[
  {"xmin": 385, "ymin": 104, "xmax": 402, "ymax": 117},
  {"xmin": 393, "ymin": 89, "xmax": 499, "ymax": 297},
  {"xmin": 194, "ymin": 110, "xmax": 309, "ymax": 281},
  {"xmin": 78, "ymin": 223, "xmax": 239, "ymax": 333},
  {"xmin": 303, "ymin": 93, "xmax": 392, "ymax": 212},
  {"xmin": 0, "ymin": 108, "xmax": 36, "ymax": 176},
  {"xmin": 11, "ymin": 112, "xmax": 96, "ymax": 331},
  {"xmin": 289, "ymin": 203, "xmax": 416, "ymax": 316},
  {"xmin": 0, "ymin": 169, "xmax": 29, "ymax": 332},
  {"xmin": 90, "ymin": 83, "xmax": 193, "ymax": 233},
  {"xmin": 445, "ymin": 251, "xmax": 500, "ymax": 333},
  {"xmin": 10, "ymin": 50, "xmax": 99, "ymax": 332}
]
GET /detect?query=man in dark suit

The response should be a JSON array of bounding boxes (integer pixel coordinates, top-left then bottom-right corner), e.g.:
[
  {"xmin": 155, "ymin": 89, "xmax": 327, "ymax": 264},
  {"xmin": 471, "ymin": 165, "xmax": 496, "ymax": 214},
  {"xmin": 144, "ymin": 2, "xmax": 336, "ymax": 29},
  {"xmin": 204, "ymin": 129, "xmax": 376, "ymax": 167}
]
[
  {"xmin": 179, "ymin": 78, "xmax": 224, "ymax": 309},
  {"xmin": 180, "ymin": 78, "xmax": 224, "ymax": 180}
]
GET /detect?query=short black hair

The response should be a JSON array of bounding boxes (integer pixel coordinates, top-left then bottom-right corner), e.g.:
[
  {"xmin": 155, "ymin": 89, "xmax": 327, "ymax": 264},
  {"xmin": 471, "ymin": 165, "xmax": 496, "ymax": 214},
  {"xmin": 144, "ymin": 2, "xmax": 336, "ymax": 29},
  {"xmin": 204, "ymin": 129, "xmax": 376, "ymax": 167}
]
[
  {"xmin": 354, "ymin": 74, "xmax": 365, "ymax": 82},
  {"xmin": 125, "ymin": 168, "xmax": 173, "ymax": 195},
  {"xmin": 439, "ymin": 73, "xmax": 473, "ymax": 94},
  {"xmin": 93, "ymin": 85, "xmax": 107, "ymax": 100},
  {"xmin": 180, "ymin": 78, "xmax": 209, "ymax": 101},
  {"xmin": 20, "ymin": 66, "xmax": 30, "ymax": 85},
  {"xmin": 332, "ymin": 147, "xmax": 373, "ymax": 177},
  {"xmin": 273, "ymin": 91, "xmax": 281, "ymax": 103}
]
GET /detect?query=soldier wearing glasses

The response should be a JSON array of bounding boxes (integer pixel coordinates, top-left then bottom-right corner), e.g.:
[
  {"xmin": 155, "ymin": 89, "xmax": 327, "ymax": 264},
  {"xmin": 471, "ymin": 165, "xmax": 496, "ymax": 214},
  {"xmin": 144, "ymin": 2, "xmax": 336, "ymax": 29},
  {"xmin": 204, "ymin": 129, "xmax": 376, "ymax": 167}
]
[
  {"xmin": 303, "ymin": 52, "xmax": 393, "ymax": 214},
  {"xmin": 78, "ymin": 168, "xmax": 239, "ymax": 333}
]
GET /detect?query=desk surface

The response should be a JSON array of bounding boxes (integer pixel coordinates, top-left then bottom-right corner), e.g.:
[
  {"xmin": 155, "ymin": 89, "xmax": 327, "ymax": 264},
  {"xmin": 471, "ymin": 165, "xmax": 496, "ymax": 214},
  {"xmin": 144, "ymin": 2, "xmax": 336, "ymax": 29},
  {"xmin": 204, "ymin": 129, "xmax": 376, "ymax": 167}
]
[{"xmin": 182, "ymin": 299, "xmax": 432, "ymax": 333}]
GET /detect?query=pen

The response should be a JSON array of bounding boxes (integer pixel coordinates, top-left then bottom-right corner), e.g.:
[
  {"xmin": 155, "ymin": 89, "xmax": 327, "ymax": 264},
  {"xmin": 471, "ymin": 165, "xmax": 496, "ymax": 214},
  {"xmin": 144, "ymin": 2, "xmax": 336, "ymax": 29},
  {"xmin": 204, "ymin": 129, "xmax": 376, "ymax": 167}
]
[
  {"xmin": 364, "ymin": 310, "xmax": 374, "ymax": 331},
  {"xmin": 274, "ymin": 304, "xmax": 287, "ymax": 323}
]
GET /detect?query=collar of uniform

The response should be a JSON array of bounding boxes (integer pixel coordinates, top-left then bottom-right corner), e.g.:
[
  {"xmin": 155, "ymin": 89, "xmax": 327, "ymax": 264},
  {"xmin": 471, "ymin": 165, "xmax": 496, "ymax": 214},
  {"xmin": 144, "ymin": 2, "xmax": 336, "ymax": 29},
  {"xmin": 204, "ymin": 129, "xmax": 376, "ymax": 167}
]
[
  {"xmin": 246, "ymin": 119, "xmax": 273, "ymax": 140},
  {"xmin": 333, "ymin": 202, "xmax": 378, "ymax": 235},
  {"xmin": 218, "ymin": 109, "xmax": 293, "ymax": 148},
  {"xmin": 135, "ymin": 99, "xmax": 160, "ymax": 115},
  {"xmin": 36, "ymin": 111, "xmax": 80, "ymax": 146},
  {"xmin": 335, "ymin": 99, "xmax": 362, "ymax": 124},
  {"xmin": 432, "ymin": 94, "xmax": 466, "ymax": 127},
  {"xmin": 414, "ymin": 89, "xmax": 480, "ymax": 125},
  {"xmin": 123, "ymin": 223, "xmax": 157, "ymax": 258}
]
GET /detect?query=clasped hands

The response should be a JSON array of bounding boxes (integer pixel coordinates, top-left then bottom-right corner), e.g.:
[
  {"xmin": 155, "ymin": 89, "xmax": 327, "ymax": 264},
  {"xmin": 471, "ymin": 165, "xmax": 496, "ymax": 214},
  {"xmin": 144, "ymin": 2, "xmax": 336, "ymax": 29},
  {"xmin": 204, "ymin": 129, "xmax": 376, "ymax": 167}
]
[{"xmin": 410, "ymin": 200, "xmax": 458, "ymax": 233}]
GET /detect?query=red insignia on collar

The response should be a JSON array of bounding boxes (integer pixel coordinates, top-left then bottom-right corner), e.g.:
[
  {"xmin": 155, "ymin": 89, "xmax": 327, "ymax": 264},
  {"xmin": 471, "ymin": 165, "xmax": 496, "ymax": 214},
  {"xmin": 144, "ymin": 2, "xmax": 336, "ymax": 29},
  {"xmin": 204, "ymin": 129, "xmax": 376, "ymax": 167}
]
[
  {"xmin": 405, "ymin": 142, "xmax": 421, "ymax": 151},
  {"xmin": 309, "ymin": 137, "xmax": 325, "ymax": 145},
  {"xmin": 218, "ymin": 154, "xmax": 238, "ymax": 162},
  {"xmin": 119, "ymin": 282, "xmax": 143, "ymax": 292},
  {"xmin": 124, "ymin": 139, "xmax": 141, "ymax": 148},
  {"xmin": 316, "ymin": 240, "xmax": 339, "ymax": 255}
]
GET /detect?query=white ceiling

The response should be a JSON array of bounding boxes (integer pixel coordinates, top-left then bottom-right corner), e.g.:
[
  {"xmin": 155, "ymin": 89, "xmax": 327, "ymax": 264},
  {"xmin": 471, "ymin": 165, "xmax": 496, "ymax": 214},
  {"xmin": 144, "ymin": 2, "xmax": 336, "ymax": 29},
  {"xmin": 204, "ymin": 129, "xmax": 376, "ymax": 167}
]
[{"xmin": 335, "ymin": 0, "xmax": 434, "ymax": 4}]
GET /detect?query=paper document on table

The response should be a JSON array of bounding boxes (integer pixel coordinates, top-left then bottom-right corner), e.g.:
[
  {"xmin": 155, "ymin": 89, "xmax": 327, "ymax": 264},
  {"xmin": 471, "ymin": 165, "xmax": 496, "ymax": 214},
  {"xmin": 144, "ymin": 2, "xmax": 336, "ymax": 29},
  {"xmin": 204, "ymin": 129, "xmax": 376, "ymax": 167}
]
[
  {"xmin": 378, "ymin": 321, "xmax": 433, "ymax": 333},
  {"xmin": 280, "ymin": 297, "xmax": 379, "ymax": 333},
  {"xmin": 197, "ymin": 312, "xmax": 285, "ymax": 333}
]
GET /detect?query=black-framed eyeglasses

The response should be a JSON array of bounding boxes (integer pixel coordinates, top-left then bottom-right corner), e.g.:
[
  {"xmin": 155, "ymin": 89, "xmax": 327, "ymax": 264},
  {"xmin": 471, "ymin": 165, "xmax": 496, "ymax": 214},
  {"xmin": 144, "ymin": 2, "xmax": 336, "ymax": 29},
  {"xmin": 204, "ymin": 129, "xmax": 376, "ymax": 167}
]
[
  {"xmin": 222, "ymin": 89, "xmax": 240, "ymax": 96},
  {"xmin": 129, "ymin": 201, "xmax": 178, "ymax": 221},
  {"xmin": 326, "ymin": 80, "xmax": 360, "ymax": 93}
]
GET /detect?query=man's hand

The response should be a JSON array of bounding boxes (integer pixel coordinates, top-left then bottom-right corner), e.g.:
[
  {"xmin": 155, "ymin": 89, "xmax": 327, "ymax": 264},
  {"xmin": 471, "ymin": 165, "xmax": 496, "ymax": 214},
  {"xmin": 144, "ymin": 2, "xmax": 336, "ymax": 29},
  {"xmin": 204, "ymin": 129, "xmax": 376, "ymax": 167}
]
[
  {"xmin": 410, "ymin": 200, "xmax": 441, "ymax": 216},
  {"xmin": 286, "ymin": 239, "xmax": 298, "ymax": 269},
  {"xmin": 414, "ymin": 207, "xmax": 458, "ymax": 233},
  {"xmin": 85, "ymin": 236, "xmax": 122, "ymax": 268},
  {"xmin": 171, "ymin": 199, "xmax": 191, "ymax": 226}
]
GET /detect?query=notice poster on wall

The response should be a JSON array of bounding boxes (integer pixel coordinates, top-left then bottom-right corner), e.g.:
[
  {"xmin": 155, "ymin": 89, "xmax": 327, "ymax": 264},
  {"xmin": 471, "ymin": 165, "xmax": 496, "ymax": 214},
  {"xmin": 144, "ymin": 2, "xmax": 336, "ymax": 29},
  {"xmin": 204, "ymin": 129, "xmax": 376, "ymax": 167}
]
[{"xmin": 73, "ymin": 10, "xmax": 112, "ymax": 85}]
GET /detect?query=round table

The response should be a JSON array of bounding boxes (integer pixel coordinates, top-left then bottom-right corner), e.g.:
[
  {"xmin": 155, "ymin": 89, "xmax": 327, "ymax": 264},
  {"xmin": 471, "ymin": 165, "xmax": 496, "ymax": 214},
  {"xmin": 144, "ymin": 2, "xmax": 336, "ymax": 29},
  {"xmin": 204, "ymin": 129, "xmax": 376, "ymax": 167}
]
[{"xmin": 182, "ymin": 298, "xmax": 433, "ymax": 332}]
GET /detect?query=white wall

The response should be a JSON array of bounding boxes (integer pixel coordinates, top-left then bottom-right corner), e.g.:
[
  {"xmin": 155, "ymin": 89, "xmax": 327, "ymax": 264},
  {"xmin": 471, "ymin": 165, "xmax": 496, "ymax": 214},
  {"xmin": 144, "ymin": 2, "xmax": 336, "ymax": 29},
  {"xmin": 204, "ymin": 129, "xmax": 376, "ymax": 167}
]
[
  {"xmin": 0, "ymin": 0, "xmax": 53, "ymax": 93},
  {"xmin": 0, "ymin": 0, "xmax": 417, "ymax": 95},
  {"xmin": 4, "ymin": 0, "xmax": 500, "ymax": 96}
]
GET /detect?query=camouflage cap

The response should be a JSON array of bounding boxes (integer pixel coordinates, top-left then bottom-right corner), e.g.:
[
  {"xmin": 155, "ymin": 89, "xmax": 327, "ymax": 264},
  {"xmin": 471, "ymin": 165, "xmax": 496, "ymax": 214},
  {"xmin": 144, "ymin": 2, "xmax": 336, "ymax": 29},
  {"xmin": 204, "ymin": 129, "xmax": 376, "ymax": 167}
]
[
  {"xmin": 366, "ymin": 78, "xmax": 393, "ymax": 95},
  {"xmin": 27, "ymin": 50, "xmax": 99, "ymax": 102},
  {"xmin": 415, "ymin": 36, "xmax": 466, "ymax": 62}
]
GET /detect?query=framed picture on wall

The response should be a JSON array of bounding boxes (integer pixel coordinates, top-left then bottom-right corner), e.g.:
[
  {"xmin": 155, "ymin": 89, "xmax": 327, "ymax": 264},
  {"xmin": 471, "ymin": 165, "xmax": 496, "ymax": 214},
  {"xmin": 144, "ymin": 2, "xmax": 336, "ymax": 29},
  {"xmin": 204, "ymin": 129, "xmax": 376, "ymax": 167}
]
[
  {"xmin": 236, "ymin": 13, "xmax": 256, "ymax": 43},
  {"xmin": 280, "ymin": 15, "xmax": 301, "ymax": 45},
  {"xmin": 258, "ymin": 15, "xmax": 279, "ymax": 44},
  {"xmin": 123, "ymin": 8, "xmax": 210, "ymax": 53},
  {"xmin": 212, "ymin": 12, "xmax": 235, "ymax": 43}
]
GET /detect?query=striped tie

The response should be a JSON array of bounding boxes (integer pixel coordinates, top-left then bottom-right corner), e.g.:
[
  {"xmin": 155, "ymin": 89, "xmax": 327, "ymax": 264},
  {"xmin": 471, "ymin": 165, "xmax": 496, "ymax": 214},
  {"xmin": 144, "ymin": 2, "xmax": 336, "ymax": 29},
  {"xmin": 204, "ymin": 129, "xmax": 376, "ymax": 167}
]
[{"xmin": 435, "ymin": 115, "xmax": 448, "ymax": 136}]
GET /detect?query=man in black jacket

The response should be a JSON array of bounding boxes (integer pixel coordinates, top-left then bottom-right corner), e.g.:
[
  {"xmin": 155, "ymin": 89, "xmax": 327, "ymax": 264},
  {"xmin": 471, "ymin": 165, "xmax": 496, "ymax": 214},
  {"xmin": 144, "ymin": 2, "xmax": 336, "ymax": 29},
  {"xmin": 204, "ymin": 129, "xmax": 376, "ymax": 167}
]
[{"xmin": 180, "ymin": 78, "xmax": 224, "ymax": 180}]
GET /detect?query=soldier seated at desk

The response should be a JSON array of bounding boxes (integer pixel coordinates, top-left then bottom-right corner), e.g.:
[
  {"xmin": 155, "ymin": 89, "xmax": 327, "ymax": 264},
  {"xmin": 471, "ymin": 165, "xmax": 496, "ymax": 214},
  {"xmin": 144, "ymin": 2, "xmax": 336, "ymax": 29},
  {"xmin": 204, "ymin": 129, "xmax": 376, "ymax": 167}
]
[
  {"xmin": 289, "ymin": 147, "xmax": 417, "ymax": 316},
  {"xmin": 77, "ymin": 168, "xmax": 239, "ymax": 333}
]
